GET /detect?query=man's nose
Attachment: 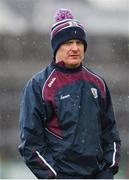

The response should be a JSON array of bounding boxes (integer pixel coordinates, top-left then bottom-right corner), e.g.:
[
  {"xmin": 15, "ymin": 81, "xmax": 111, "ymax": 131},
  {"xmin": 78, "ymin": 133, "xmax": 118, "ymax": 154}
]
[{"xmin": 71, "ymin": 43, "xmax": 78, "ymax": 51}]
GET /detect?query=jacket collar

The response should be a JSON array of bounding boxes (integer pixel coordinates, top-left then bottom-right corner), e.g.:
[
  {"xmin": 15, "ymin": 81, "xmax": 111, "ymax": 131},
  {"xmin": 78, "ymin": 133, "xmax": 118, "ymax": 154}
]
[{"xmin": 51, "ymin": 59, "xmax": 82, "ymax": 73}]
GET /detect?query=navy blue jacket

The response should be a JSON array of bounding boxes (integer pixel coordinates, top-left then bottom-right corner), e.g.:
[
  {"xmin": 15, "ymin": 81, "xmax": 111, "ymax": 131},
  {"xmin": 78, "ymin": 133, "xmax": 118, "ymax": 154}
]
[{"xmin": 18, "ymin": 61, "xmax": 121, "ymax": 179}]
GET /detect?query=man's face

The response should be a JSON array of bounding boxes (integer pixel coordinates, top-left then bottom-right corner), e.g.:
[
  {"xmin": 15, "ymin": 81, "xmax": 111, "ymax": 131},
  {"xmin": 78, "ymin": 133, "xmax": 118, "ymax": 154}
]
[{"xmin": 55, "ymin": 39, "xmax": 85, "ymax": 68}]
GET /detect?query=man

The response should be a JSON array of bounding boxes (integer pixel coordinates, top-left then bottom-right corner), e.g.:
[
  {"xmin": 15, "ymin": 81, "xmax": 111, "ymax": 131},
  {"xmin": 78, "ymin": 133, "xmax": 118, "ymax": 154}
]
[{"xmin": 18, "ymin": 9, "xmax": 121, "ymax": 179}]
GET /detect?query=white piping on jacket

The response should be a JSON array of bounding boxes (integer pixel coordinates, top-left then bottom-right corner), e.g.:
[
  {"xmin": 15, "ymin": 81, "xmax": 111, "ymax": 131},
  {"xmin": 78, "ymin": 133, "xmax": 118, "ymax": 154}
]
[
  {"xmin": 42, "ymin": 69, "xmax": 55, "ymax": 100},
  {"xmin": 110, "ymin": 142, "xmax": 117, "ymax": 167},
  {"xmin": 45, "ymin": 128, "xmax": 63, "ymax": 140},
  {"xmin": 36, "ymin": 151, "xmax": 57, "ymax": 177}
]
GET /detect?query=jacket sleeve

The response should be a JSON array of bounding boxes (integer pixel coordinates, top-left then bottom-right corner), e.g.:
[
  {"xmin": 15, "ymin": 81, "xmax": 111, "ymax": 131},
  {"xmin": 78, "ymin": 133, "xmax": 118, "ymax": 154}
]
[
  {"xmin": 101, "ymin": 83, "xmax": 121, "ymax": 175},
  {"xmin": 18, "ymin": 78, "xmax": 57, "ymax": 179}
]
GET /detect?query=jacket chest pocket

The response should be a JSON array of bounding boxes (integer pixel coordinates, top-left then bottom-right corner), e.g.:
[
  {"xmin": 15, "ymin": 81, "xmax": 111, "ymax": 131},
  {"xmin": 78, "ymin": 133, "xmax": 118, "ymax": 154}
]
[{"xmin": 54, "ymin": 91, "xmax": 81, "ymax": 124}]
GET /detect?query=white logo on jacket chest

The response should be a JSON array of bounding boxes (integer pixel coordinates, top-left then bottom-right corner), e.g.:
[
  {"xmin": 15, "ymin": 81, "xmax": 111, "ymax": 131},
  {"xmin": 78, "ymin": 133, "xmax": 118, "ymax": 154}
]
[
  {"xmin": 91, "ymin": 88, "xmax": 98, "ymax": 98},
  {"xmin": 60, "ymin": 94, "xmax": 70, "ymax": 100},
  {"xmin": 48, "ymin": 77, "xmax": 56, "ymax": 87}
]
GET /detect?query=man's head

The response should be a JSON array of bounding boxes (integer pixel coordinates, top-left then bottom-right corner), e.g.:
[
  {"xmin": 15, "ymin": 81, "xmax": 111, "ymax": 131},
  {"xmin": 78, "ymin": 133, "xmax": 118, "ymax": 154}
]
[
  {"xmin": 56, "ymin": 39, "xmax": 85, "ymax": 68},
  {"xmin": 50, "ymin": 9, "xmax": 87, "ymax": 67}
]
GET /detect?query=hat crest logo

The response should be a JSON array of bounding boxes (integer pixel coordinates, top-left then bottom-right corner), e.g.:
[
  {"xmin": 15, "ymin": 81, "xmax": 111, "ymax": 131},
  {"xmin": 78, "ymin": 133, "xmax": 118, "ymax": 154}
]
[{"xmin": 69, "ymin": 21, "xmax": 78, "ymax": 27}]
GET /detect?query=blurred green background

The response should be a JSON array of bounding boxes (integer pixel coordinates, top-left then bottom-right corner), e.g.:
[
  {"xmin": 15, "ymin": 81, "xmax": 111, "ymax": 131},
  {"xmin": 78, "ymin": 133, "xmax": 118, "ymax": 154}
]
[{"xmin": 0, "ymin": 0, "xmax": 129, "ymax": 178}]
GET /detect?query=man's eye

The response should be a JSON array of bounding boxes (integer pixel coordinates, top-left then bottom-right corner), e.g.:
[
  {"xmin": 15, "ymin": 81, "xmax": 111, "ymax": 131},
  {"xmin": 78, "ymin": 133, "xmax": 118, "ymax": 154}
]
[
  {"xmin": 77, "ymin": 41, "xmax": 83, "ymax": 45},
  {"xmin": 65, "ymin": 41, "xmax": 72, "ymax": 45}
]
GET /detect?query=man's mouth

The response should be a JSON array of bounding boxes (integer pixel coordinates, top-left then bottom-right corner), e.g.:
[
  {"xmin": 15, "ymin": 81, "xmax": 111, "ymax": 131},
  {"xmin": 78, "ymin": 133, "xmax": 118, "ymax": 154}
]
[{"xmin": 69, "ymin": 54, "xmax": 79, "ymax": 57}]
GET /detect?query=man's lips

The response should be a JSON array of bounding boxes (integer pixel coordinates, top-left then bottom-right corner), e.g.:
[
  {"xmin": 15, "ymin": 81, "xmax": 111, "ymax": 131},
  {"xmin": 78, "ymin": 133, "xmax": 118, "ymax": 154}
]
[{"xmin": 69, "ymin": 54, "xmax": 80, "ymax": 57}]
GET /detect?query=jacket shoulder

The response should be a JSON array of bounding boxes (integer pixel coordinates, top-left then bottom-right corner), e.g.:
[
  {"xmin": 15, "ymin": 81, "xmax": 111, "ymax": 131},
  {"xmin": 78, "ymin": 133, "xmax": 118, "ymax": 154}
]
[
  {"xmin": 25, "ymin": 64, "xmax": 54, "ymax": 89},
  {"xmin": 82, "ymin": 66, "xmax": 106, "ymax": 98}
]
